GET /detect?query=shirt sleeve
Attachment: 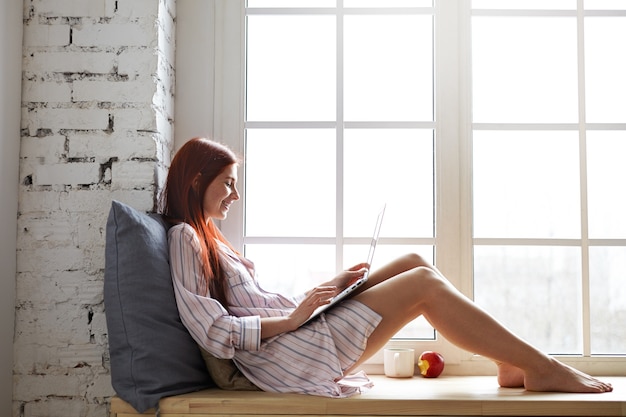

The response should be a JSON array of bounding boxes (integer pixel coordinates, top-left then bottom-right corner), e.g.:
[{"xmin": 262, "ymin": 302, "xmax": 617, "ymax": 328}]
[{"xmin": 168, "ymin": 224, "xmax": 261, "ymax": 358}]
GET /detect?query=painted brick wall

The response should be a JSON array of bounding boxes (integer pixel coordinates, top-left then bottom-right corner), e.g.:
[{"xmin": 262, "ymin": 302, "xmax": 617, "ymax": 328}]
[{"xmin": 15, "ymin": 0, "xmax": 176, "ymax": 416}]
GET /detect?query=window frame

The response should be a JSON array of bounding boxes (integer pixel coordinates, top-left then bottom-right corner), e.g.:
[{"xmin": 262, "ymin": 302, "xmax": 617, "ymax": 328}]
[{"xmin": 176, "ymin": 0, "xmax": 626, "ymax": 375}]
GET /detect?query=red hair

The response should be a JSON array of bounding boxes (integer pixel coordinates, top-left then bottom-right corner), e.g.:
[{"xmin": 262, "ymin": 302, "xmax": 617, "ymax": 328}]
[{"xmin": 159, "ymin": 137, "xmax": 240, "ymax": 306}]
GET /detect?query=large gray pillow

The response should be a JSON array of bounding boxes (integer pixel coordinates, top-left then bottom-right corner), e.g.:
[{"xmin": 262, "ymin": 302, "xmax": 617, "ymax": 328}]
[{"xmin": 104, "ymin": 200, "xmax": 214, "ymax": 412}]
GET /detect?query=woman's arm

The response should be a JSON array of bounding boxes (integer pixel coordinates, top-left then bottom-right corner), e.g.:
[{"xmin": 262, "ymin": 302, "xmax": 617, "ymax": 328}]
[
  {"xmin": 260, "ymin": 285, "xmax": 337, "ymax": 338},
  {"xmin": 170, "ymin": 224, "xmax": 341, "ymax": 348},
  {"xmin": 170, "ymin": 224, "xmax": 261, "ymax": 358},
  {"xmin": 320, "ymin": 263, "xmax": 369, "ymax": 290},
  {"xmin": 266, "ymin": 264, "xmax": 369, "ymax": 336}
]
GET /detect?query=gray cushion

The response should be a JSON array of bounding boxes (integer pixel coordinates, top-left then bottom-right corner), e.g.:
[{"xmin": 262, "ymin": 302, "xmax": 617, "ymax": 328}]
[{"xmin": 104, "ymin": 200, "xmax": 214, "ymax": 413}]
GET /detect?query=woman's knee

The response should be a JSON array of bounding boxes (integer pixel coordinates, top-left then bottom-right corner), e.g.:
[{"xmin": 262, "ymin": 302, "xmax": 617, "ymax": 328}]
[
  {"xmin": 358, "ymin": 266, "xmax": 447, "ymax": 317},
  {"xmin": 406, "ymin": 266, "xmax": 448, "ymax": 296},
  {"xmin": 398, "ymin": 252, "xmax": 431, "ymax": 270},
  {"xmin": 377, "ymin": 267, "xmax": 447, "ymax": 314}
]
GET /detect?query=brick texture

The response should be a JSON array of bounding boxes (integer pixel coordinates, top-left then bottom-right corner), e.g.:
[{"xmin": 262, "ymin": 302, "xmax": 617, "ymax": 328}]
[{"xmin": 15, "ymin": 0, "xmax": 177, "ymax": 415}]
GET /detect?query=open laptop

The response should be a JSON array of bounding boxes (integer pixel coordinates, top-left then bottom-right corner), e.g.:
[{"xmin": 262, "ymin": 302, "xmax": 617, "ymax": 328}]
[{"xmin": 302, "ymin": 204, "xmax": 386, "ymax": 326}]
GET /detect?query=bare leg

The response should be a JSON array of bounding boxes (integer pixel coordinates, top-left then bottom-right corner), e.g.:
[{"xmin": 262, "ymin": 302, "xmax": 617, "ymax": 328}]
[
  {"xmin": 495, "ymin": 362, "xmax": 524, "ymax": 388},
  {"xmin": 356, "ymin": 253, "xmax": 430, "ymax": 291},
  {"xmin": 347, "ymin": 255, "xmax": 613, "ymax": 393}
]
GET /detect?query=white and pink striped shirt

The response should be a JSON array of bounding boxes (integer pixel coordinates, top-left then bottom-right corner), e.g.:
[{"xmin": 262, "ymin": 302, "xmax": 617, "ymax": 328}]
[{"xmin": 168, "ymin": 223, "xmax": 380, "ymax": 397}]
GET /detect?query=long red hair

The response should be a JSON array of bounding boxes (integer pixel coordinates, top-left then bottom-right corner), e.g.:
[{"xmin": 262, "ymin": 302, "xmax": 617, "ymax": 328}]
[{"xmin": 159, "ymin": 137, "xmax": 240, "ymax": 306}]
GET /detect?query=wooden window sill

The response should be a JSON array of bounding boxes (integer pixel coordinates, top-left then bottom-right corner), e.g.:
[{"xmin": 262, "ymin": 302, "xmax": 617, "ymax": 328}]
[{"xmin": 110, "ymin": 375, "xmax": 625, "ymax": 416}]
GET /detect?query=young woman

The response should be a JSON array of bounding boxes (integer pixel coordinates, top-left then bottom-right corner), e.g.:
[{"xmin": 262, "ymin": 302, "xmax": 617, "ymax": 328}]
[{"xmin": 159, "ymin": 137, "xmax": 612, "ymax": 397}]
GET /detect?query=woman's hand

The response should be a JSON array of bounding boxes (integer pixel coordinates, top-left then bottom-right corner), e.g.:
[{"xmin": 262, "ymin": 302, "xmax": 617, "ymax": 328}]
[
  {"xmin": 288, "ymin": 285, "xmax": 337, "ymax": 327},
  {"xmin": 261, "ymin": 286, "xmax": 337, "ymax": 338},
  {"xmin": 261, "ymin": 265, "xmax": 369, "ymax": 337},
  {"xmin": 326, "ymin": 263, "xmax": 369, "ymax": 291}
]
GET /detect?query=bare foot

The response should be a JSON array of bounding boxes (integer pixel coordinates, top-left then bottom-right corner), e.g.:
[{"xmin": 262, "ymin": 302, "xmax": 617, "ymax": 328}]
[
  {"xmin": 523, "ymin": 357, "xmax": 613, "ymax": 393},
  {"xmin": 496, "ymin": 362, "xmax": 524, "ymax": 388}
]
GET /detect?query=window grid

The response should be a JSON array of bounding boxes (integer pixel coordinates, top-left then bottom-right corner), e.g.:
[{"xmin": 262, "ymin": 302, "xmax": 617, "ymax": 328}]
[
  {"xmin": 470, "ymin": 2, "xmax": 626, "ymax": 357},
  {"xmin": 244, "ymin": 4, "xmax": 437, "ymax": 274},
  {"xmin": 223, "ymin": 0, "xmax": 626, "ymax": 370}
]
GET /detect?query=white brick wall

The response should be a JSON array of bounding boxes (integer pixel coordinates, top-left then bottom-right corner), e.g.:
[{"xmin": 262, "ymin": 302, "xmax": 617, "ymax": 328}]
[
  {"xmin": 24, "ymin": 51, "xmax": 117, "ymax": 74},
  {"xmin": 15, "ymin": 0, "xmax": 177, "ymax": 416},
  {"xmin": 22, "ymin": 24, "xmax": 71, "ymax": 47}
]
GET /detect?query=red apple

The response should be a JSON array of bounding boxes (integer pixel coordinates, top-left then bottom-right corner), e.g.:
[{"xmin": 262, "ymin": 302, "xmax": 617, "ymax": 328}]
[{"xmin": 418, "ymin": 351, "xmax": 445, "ymax": 378}]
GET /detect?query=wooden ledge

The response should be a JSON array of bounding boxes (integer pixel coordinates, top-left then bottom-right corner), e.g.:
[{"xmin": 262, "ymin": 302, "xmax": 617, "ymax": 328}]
[{"xmin": 110, "ymin": 375, "xmax": 626, "ymax": 417}]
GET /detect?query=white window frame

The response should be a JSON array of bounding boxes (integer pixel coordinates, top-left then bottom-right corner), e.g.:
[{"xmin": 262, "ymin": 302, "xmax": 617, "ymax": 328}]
[{"xmin": 175, "ymin": 0, "xmax": 625, "ymax": 375}]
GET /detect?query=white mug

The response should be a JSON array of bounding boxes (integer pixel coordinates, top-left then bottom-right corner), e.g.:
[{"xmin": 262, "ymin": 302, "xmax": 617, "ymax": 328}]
[{"xmin": 383, "ymin": 348, "xmax": 415, "ymax": 378}]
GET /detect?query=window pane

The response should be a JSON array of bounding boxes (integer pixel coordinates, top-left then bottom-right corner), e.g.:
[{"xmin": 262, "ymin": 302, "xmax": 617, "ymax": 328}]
[
  {"xmin": 474, "ymin": 246, "xmax": 583, "ymax": 354},
  {"xmin": 344, "ymin": 0, "xmax": 432, "ymax": 7},
  {"xmin": 344, "ymin": 15, "xmax": 433, "ymax": 122},
  {"xmin": 472, "ymin": 0, "xmax": 575, "ymax": 9},
  {"xmin": 247, "ymin": 0, "xmax": 336, "ymax": 8},
  {"xmin": 245, "ymin": 129, "xmax": 336, "ymax": 236},
  {"xmin": 345, "ymin": 244, "xmax": 433, "ymax": 277},
  {"xmin": 245, "ymin": 244, "xmax": 335, "ymax": 295},
  {"xmin": 590, "ymin": 247, "xmax": 626, "ymax": 354},
  {"xmin": 246, "ymin": 15, "xmax": 336, "ymax": 121},
  {"xmin": 472, "ymin": 17, "xmax": 578, "ymax": 123},
  {"xmin": 393, "ymin": 317, "xmax": 435, "ymax": 339},
  {"xmin": 587, "ymin": 131, "xmax": 626, "ymax": 238},
  {"xmin": 584, "ymin": 17, "xmax": 626, "ymax": 123},
  {"xmin": 473, "ymin": 131, "xmax": 580, "ymax": 238},
  {"xmin": 585, "ymin": 0, "xmax": 626, "ymax": 9},
  {"xmin": 344, "ymin": 129, "xmax": 434, "ymax": 238}
]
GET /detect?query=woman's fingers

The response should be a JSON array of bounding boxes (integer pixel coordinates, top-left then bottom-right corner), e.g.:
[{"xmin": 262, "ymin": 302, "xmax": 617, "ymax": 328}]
[
  {"xmin": 307, "ymin": 286, "xmax": 336, "ymax": 306},
  {"xmin": 348, "ymin": 262, "xmax": 369, "ymax": 272}
]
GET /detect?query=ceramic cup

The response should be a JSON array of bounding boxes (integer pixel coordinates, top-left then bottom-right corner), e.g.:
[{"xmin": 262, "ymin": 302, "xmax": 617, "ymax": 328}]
[{"xmin": 383, "ymin": 348, "xmax": 415, "ymax": 378}]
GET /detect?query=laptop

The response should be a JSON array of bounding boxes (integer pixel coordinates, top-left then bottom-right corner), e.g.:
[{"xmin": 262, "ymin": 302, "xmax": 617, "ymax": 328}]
[{"xmin": 302, "ymin": 204, "xmax": 386, "ymax": 326}]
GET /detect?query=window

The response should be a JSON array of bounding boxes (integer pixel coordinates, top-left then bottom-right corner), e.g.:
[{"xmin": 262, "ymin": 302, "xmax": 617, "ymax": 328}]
[
  {"xmin": 202, "ymin": 0, "xmax": 625, "ymax": 374},
  {"xmin": 244, "ymin": 1, "xmax": 436, "ymax": 340},
  {"xmin": 470, "ymin": 0, "xmax": 626, "ymax": 361}
]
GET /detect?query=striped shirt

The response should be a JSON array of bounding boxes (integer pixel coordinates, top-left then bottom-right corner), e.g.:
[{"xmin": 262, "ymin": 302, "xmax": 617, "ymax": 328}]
[{"xmin": 168, "ymin": 223, "xmax": 381, "ymax": 397}]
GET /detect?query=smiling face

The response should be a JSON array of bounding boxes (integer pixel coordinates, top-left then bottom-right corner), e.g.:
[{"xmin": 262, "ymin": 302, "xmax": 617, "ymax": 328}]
[{"xmin": 202, "ymin": 163, "xmax": 240, "ymax": 221}]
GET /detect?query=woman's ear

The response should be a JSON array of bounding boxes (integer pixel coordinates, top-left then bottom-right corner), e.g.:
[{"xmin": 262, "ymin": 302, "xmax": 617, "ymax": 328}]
[{"xmin": 192, "ymin": 173, "xmax": 202, "ymax": 195}]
